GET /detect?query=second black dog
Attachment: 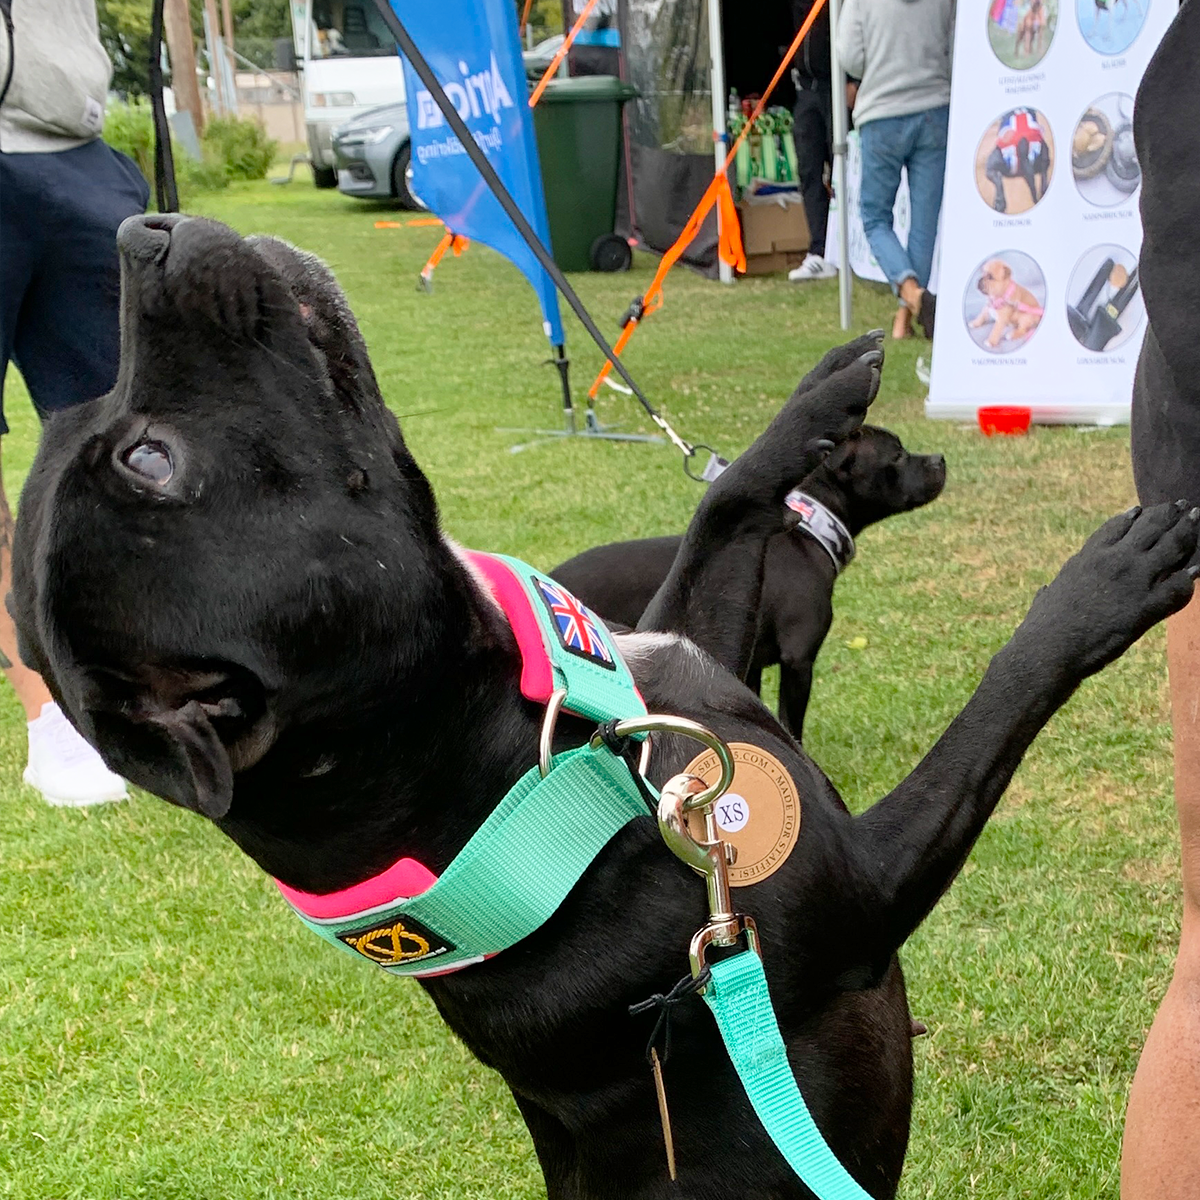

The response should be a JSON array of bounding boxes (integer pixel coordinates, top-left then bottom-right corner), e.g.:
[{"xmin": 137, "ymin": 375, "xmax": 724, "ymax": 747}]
[{"xmin": 552, "ymin": 425, "xmax": 946, "ymax": 737}]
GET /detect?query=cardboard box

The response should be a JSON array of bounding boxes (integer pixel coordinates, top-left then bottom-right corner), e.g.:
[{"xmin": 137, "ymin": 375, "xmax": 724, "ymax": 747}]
[{"xmin": 736, "ymin": 193, "xmax": 811, "ymax": 276}]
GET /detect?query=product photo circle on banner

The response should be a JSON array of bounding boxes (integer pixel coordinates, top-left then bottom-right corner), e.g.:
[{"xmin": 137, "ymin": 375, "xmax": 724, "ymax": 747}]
[
  {"xmin": 963, "ymin": 251, "xmax": 1048, "ymax": 354},
  {"xmin": 1072, "ymin": 93, "xmax": 1140, "ymax": 206},
  {"xmin": 1076, "ymin": 0, "xmax": 1151, "ymax": 57},
  {"xmin": 975, "ymin": 107, "xmax": 1055, "ymax": 215},
  {"xmin": 1066, "ymin": 243, "xmax": 1144, "ymax": 352},
  {"xmin": 988, "ymin": 0, "xmax": 1059, "ymax": 69}
]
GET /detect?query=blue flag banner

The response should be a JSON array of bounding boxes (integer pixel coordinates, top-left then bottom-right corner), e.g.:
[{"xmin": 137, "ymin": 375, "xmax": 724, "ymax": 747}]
[{"xmin": 388, "ymin": 0, "xmax": 565, "ymax": 346}]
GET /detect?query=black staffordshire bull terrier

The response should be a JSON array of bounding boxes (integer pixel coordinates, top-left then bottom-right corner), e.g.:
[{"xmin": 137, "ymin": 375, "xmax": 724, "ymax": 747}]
[
  {"xmin": 11, "ymin": 213, "xmax": 1199, "ymax": 1200},
  {"xmin": 551, "ymin": 425, "xmax": 947, "ymax": 738}
]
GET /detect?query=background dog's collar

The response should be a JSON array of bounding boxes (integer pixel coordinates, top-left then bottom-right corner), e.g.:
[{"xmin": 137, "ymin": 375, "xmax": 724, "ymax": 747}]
[{"xmin": 784, "ymin": 490, "xmax": 855, "ymax": 573}]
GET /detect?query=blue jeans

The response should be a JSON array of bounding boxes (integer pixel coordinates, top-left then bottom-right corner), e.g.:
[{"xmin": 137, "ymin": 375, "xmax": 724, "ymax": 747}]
[{"xmin": 858, "ymin": 106, "xmax": 949, "ymax": 294}]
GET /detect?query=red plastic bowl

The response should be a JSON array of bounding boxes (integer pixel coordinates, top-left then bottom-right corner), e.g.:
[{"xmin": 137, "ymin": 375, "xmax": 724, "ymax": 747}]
[{"xmin": 977, "ymin": 405, "xmax": 1032, "ymax": 436}]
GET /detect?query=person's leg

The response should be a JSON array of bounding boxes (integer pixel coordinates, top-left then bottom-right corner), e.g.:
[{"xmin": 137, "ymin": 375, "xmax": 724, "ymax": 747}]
[
  {"xmin": 3, "ymin": 142, "xmax": 142, "ymax": 805},
  {"xmin": 902, "ymin": 105, "xmax": 950, "ymax": 294},
  {"xmin": 858, "ymin": 114, "xmax": 920, "ymax": 338},
  {"xmin": 0, "ymin": 154, "xmax": 55, "ymax": 721},
  {"xmin": 894, "ymin": 105, "xmax": 949, "ymax": 338},
  {"xmin": 858, "ymin": 114, "xmax": 918, "ymax": 293},
  {"xmin": 792, "ymin": 84, "xmax": 831, "ymax": 258},
  {"xmin": 1121, "ymin": 593, "xmax": 1200, "ymax": 1198},
  {"xmin": 15, "ymin": 141, "xmax": 148, "ymax": 417}
]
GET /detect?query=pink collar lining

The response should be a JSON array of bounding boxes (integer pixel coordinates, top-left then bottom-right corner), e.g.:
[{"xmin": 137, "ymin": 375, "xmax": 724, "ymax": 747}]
[{"xmin": 275, "ymin": 551, "xmax": 556, "ymax": 923}]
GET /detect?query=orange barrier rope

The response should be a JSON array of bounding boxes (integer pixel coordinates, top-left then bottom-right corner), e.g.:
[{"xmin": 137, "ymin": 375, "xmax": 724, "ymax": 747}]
[
  {"xmin": 519, "ymin": 0, "xmax": 535, "ymax": 37},
  {"xmin": 419, "ymin": 230, "xmax": 470, "ymax": 285},
  {"xmin": 373, "ymin": 217, "xmax": 445, "ymax": 228},
  {"xmin": 586, "ymin": 0, "xmax": 829, "ymax": 401},
  {"xmin": 529, "ymin": 0, "xmax": 600, "ymax": 108}
]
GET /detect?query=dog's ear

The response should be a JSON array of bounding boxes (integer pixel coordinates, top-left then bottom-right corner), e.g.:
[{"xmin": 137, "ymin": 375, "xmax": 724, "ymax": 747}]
[
  {"xmin": 89, "ymin": 703, "xmax": 233, "ymax": 819},
  {"xmin": 823, "ymin": 432, "xmax": 862, "ymax": 482},
  {"xmin": 996, "ymin": 262, "xmax": 1012, "ymax": 280}
]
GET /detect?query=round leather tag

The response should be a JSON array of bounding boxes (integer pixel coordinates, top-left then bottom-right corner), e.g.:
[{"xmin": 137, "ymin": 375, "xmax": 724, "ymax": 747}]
[{"xmin": 683, "ymin": 743, "xmax": 801, "ymax": 886}]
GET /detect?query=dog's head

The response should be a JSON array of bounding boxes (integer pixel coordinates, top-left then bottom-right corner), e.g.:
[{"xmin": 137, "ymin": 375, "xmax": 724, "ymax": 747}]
[
  {"xmin": 977, "ymin": 259, "xmax": 1013, "ymax": 297},
  {"xmin": 12, "ymin": 215, "xmax": 447, "ymax": 821},
  {"xmin": 821, "ymin": 426, "xmax": 946, "ymax": 531}
]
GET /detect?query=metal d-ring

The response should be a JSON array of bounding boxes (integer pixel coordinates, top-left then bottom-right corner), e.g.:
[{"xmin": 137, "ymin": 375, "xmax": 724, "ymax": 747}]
[
  {"xmin": 587, "ymin": 714, "xmax": 735, "ymax": 813},
  {"xmin": 539, "ymin": 688, "xmax": 569, "ymax": 779}
]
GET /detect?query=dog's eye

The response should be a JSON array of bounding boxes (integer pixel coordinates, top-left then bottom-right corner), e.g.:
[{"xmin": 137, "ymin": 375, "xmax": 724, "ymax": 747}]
[{"xmin": 122, "ymin": 441, "xmax": 174, "ymax": 485}]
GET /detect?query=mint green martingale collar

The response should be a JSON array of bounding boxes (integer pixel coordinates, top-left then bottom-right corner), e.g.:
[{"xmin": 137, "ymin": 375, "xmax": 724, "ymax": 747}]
[
  {"xmin": 276, "ymin": 551, "xmax": 874, "ymax": 1200},
  {"xmin": 275, "ymin": 551, "xmax": 653, "ymax": 978}
]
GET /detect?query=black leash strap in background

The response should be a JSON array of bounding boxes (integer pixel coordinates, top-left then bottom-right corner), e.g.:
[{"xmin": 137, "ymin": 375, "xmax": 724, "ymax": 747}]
[
  {"xmin": 367, "ymin": 0, "xmax": 694, "ymax": 459},
  {"xmin": 149, "ymin": 0, "xmax": 178, "ymax": 212}
]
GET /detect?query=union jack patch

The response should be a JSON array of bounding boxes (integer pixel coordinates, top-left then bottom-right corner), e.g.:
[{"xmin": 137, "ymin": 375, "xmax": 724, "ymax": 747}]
[
  {"xmin": 785, "ymin": 490, "xmax": 816, "ymax": 521},
  {"xmin": 534, "ymin": 578, "xmax": 616, "ymax": 669}
]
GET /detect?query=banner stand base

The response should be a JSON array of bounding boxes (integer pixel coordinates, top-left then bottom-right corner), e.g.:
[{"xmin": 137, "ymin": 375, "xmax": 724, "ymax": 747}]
[
  {"xmin": 501, "ymin": 409, "xmax": 665, "ymax": 454},
  {"xmin": 925, "ymin": 400, "xmax": 1130, "ymax": 426}
]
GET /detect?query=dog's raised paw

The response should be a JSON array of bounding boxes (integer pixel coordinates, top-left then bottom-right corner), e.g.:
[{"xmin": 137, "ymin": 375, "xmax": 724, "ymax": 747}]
[{"xmin": 1019, "ymin": 501, "xmax": 1200, "ymax": 679}]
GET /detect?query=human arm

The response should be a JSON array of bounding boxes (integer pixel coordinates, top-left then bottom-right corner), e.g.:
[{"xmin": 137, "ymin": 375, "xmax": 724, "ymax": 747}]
[{"xmin": 836, "ymin": 0, "xmax": 866, "ymax": 82}]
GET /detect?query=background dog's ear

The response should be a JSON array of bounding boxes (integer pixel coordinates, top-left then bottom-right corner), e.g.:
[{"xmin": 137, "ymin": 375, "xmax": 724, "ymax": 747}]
[
  {"xmin": 824, "ymin": 434, "xmax": 861, "ymax": 482},
  {"xmin": 90, "ymin": 703, "xmax": 233, "ymax": 819}
]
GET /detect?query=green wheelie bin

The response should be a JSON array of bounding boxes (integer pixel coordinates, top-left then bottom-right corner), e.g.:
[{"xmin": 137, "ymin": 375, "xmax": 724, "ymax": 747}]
[{"xmin": 531, "ymin": 76, "xmax": 639, "ymax": 272}]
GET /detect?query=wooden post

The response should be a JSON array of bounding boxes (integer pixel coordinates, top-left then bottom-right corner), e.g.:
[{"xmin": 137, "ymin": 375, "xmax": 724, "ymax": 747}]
[
  {"xmin": 221, "ymin": 0, "xmax": 236, "ymax": 90},
  {"xmin": 163, "ymin": 0, "xmax": 204, "ymax": 137},
  {"xmin": 203, "ymin": 0, "xmax": 224, "ymax": 112}
]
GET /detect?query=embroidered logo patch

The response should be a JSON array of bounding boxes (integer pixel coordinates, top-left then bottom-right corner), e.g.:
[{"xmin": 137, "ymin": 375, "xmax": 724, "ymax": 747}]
[
  {"xmin": 534, "ymin": 578, "xmax": 616, "ymax": 669},
  {"xmin": 337, "ymin": 915, "xmax": 454, "ymax": 966}
]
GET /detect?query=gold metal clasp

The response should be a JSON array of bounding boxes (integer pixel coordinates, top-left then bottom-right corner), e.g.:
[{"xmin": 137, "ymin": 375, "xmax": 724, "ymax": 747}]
[{"xmin": 657, "ymin": 773, "xmax": 760, "ymax": 982}]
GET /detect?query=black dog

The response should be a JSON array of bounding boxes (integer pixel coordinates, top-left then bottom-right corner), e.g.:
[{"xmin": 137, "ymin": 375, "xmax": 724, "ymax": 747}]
[
  {"xmin": 12, "ymin": 213, "xmax": 1199, "ymax": 1200},
  {"xmin": 985, "ymin": 107, "xmax": 1050, "ymax": 213},
  {"xmin": 552, "ymin": 425, "xmax": 946, "ymax": 738}
]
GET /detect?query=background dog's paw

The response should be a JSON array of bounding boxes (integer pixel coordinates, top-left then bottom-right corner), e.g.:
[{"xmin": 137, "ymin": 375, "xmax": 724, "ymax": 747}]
[
  {"xmin": 1019, "ymin": 501, "xmax": 1200, "ymax": 677},
  {"xmin": 799, "ymin": 350, "xmax": 882, "ymax": 445},
  {"xmin": 792, "ymin": 331, "xmax": 886, "ymax": 397}
]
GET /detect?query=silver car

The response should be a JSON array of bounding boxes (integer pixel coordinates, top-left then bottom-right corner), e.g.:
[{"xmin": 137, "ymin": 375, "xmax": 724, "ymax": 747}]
[{"xmin": 332, "ymin": 102, "xmax": 419, "ymax": 208}]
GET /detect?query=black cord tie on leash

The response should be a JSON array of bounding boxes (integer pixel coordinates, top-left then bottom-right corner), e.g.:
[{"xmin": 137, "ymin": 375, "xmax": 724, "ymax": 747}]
[
  {"xmin": 595, "ymin": 720, "xmax": 658, "ymax": 814},
  {"xmin": 619, "ymin": 296, "xmax": 646, "ymax": 329},
  {"xmin": 629, "ymin": 968, "xmax": 711, "ymax": 1066}
]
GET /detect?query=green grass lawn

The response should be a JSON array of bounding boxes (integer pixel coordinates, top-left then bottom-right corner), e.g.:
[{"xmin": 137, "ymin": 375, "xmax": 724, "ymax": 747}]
[{"xmin": 0, "ymin": 179, "xmax": 1178, "ymax": 1199}]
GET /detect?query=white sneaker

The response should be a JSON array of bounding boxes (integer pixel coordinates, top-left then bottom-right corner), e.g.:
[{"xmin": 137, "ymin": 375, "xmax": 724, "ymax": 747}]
[
  {"xmin": 24, "ymin": 701, "xmax": 128, "ymax": 807},
  {"xmin": 788, "ymin": 253, "xmax": 838, "ymax": 282}
]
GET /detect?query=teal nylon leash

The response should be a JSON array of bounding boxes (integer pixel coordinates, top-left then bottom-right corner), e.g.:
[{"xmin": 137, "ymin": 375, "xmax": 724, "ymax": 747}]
[{"xmin": 702, "ymin": 952, "xmax": 873, "ymax": 1200}]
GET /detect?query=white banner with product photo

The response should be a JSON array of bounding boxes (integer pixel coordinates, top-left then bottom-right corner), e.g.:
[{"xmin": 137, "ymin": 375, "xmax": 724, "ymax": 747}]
[{"xmin": 925, "ymin": 0, "xmax": 1174, "ymax": 424}]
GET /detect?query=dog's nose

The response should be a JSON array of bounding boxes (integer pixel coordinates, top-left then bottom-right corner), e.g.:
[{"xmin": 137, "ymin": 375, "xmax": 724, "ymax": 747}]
[{"xmin": 117, "ymin": 214, "xmax": 190, "ymax": 264}]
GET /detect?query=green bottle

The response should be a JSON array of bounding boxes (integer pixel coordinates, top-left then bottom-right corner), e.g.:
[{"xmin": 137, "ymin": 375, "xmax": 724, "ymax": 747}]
[
  {"xmin": 755, "ymin": 110, "xmax": 778, "ymax": 183},
  {"xmin": 774, "ymin": 107, "xmax": 798, "ymax": 184}
]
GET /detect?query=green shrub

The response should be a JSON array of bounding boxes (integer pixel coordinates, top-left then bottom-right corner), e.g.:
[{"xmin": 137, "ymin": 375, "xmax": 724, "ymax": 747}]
[
  {"xmin": 103, "ymin": 104, "xmax": 283, "ymax": 203},
  {"xmin": 102, "ymin": 98, "xmax": 155, "ymax": 182},
  {"xmin": 103, "ymin": 99, "xmax": 229, "ymax": 207},
  {"xmin": 202, "ymin": 115, "xmax": 278, "ymax": 182}
]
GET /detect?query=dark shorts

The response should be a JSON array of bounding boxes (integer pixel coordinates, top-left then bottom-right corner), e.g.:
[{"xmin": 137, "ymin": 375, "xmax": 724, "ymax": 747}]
[{"xmin": 0, "ymin": 139, "xmax": 149, "ymax": 434}]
